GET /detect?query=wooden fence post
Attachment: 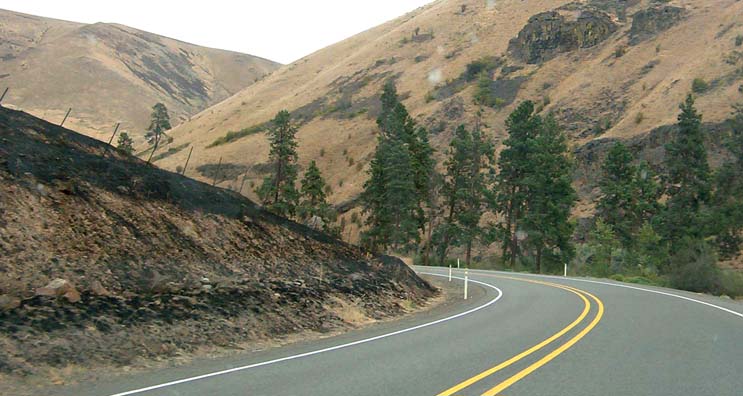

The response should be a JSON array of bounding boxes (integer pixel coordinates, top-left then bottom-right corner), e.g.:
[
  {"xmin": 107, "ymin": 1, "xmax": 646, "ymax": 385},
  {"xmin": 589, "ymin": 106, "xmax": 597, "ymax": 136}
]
[
  {"xmin": 60, "ymin": 108, "xmax": 72, "ymax": 127},
  {"xmin": 102, "ymin": 122, "xmax": 121, "ymax": 158},
  {"xmin": 212, "ymin": 157, "xmax": 223, "ymax": 186},
  {"xmin": 181, "ymin": 146, "xmax": 193, "ymax": 175}
]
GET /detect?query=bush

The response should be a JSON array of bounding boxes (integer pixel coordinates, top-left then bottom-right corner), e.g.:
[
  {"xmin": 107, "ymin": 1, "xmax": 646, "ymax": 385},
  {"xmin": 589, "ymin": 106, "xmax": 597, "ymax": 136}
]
[
  {"xmin": 208, "ymin": 125, "xmax": 264, "ymax": 148},
  {"xmin": 692, "ymin": 78, "xmax": 710, "ymax": 94},
  {"xmin": 668, "ymin": 240, "xmax": 722, "ymax": 294},
  {"xmin": 736, "ymin": 34, "xmax": 743, "ymax": 47},
  {"xmin": 720, "ymin": 270, "xmax": 743, "ymax": 297},
  {"xmin": 635, "ymin": 112, "xmax": 645, "ymax": 124},
  {"xmin": 615, "ymin": 46, "xmax": 627, "ymax": 58}
]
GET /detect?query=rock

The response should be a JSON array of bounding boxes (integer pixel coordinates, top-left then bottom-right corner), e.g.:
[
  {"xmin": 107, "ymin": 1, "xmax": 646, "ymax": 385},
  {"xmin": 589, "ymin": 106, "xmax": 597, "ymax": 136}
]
[
  {"xmin": 0, "ymin": 294, "xmax": 21, "ymax": 311},
  {"xmin": 306, "ymin": 216, "xmax": 325, "ymax": 231},
  {"xmin": 200, "ymin": 277, "xmax": 211, "ymax": 284},
  {"xmin": 201, "ymin": 284, "xmax": 213, "ymax": 292},
  {"xmin": 90, "ymin": 280, "xmax": 110, "ymax": 296},
  {"xmin": 35, "ymin": 278, "xmax": 81, "ymax": 303},
  {"xmin": 629, "ymin": 6, "xmax": 685, "ymax": 44},
  {"xmin": 508, "ymin": 10, "xmax": 617, "ymax": 64}
]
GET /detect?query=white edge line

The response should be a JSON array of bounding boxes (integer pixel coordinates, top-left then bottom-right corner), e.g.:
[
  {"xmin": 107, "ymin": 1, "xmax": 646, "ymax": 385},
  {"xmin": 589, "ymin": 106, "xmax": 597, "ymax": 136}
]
[
  {"xmin": 419, "ymin": 266, "xmax": 743, "ymax": 320},
  {"xmin": 107, "ymin": 273, "xmax": 503, "ymax": 396}
]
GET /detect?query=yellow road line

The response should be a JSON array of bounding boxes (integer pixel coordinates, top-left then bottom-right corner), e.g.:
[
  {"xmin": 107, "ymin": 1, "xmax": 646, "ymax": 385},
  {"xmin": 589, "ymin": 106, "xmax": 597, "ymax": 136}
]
[
  {"xmin": 437, "ymin": 278, "xmax": 591, "ymax": 396},
  {"xmin": 481, "ymin": 284, "xmax": 605, "ymax": 396}
]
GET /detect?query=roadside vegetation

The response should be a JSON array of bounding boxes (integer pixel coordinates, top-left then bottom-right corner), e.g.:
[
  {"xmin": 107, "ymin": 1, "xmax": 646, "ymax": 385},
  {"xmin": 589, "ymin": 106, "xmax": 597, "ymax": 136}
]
[{"xmin": 250, "ymin": 81, "xmax": 743, "ymax": 297}]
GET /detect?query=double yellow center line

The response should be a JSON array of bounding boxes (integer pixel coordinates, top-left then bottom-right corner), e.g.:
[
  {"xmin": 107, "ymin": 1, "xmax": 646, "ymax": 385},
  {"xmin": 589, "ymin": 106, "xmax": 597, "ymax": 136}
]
[{"xmin": 438, "ymin": 275, "xmax": 605, "ymax": 396}]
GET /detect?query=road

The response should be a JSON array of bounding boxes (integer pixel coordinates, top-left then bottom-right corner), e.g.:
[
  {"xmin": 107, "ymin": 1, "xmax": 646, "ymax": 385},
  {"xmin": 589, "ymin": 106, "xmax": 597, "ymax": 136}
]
[{"xmin": 59, "ymin": 267, "xmax": 743, "ymax": 396}]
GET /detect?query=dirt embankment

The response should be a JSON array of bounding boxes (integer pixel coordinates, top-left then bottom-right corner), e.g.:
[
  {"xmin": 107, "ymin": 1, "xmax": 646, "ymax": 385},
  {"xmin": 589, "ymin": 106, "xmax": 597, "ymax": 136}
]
[{"xmin": 0, "ymin": 107, "xmax": 436, "ymax": 378}]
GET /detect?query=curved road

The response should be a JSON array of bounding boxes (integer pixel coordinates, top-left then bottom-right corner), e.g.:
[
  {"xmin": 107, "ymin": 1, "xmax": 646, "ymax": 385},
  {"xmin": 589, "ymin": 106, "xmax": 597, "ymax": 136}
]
[{"xmin": 60, "ymin": 267, "xmax": 743, "ymax": 396}]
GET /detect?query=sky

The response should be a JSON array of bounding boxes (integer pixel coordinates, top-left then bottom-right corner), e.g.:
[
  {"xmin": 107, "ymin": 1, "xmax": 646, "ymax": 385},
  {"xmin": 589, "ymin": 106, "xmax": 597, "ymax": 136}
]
[{"xmin": 0, "ymin": 0, "xmax": 433, "ymax": 64}]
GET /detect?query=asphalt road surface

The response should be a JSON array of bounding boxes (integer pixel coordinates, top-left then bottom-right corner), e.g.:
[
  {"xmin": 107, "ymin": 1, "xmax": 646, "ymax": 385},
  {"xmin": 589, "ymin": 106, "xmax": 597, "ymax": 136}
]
[{"xmin": 59, "ymin": 267, "xmax": 743, "ymax": 396}]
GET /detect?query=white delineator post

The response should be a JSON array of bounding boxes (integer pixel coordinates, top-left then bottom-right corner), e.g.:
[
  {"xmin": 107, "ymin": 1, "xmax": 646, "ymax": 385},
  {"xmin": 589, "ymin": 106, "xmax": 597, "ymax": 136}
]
[
  {"xmin": 448, "ymin": 265, "xmax": 452, "ymax": 282},
  {"xmin": 564, "ymin": 263, "xmax": 568, "ymax": 277},
  {"xmin": 457, "ymin": 258, "xmax": 460, "ymax": 269},
  {"xmin": 464, "ymin": 269, "xmax": 469, "ymax": 300}
]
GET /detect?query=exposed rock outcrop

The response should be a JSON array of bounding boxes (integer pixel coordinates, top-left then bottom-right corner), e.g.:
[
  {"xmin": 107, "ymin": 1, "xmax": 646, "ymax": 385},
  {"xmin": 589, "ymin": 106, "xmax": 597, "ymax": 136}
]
[
  {"xmin": 629, "ymin": 6, "xmax": 685, "ymax": 44},
  {"xmin": 509, "ymin": 10, "xmax": 618, "ymax": 64}
]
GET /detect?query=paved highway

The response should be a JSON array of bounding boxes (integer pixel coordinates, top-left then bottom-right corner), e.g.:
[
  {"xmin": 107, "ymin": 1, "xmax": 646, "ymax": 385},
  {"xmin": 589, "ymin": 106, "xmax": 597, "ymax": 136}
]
[{"xmin": 60, "ymin": 267, "xmax": 743, "ymax": 396}]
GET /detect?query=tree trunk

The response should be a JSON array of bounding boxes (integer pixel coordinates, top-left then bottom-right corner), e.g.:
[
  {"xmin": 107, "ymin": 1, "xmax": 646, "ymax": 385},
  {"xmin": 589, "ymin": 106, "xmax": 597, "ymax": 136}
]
[
  {"xmin": 465, "ymin": 240, "xmax": 472, "ymax": 269},
  {"xmin": 535, "ymin": 247, "xmax": 542, "ymax": 274}
]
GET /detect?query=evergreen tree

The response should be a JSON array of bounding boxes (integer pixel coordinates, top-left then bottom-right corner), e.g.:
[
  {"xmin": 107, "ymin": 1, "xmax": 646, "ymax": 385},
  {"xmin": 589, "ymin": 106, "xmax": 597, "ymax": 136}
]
[
  {"xmin": 116, "ymin": 132, "xmax": 134, "ymax": 155},
  {"xmin": 145, "ymin": 103, "xmax": 172, "ymax": 164},
  {"xmin": 597, "ymin": 142, "xmax": 660, "ymax": 246},
  {"xmin": 493, "ymin": 101, "xmax": 541, "ymax": 268},
  {"xmin": 257, "ymin": 110, "xmax": 300, "ymax": 218},
  {"xmin": 298, "ymin": 160, "xmax": 335, "ymax": 229},
  {"xmin": 659, "ymin": 94, "xmax": 711, "ymax": 250},
  {"xmin": 520, "ymin": 115, "xmax": 577, "ymax": 273},
  {"xmin": 361, "ymin": 81, "xmax": 435, "ymax": 253},
  {"xmin": 434, "ymin": 125, "xmax": 494, "ymax": 266},
  {"xmin": 711, "ymin": 104, "xmax": 743, "ymax": 258},
  {"xmin": 361, "ymin": 138, "xmax": 418, "ymax": 251}
]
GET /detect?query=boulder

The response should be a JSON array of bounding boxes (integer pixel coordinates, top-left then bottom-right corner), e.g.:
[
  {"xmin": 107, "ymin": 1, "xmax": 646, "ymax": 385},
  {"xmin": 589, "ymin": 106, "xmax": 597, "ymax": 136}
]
[
  {"xmin": 36, "ymin": 278, "xmax": 81, "ymax": 303},
  {"xmin": 0, "ymin": 294, "xmax": 21, "ymax": 311},
  {"xmin": 90, "ymin": 280, "xmax": 111, "ymax": 296}
]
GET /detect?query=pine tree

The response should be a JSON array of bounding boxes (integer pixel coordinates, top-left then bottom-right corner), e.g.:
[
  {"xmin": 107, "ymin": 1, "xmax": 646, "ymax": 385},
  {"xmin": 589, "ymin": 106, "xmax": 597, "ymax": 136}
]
[
  {"xmin": 298, "ymin": 160, "xmax": 335, "ymax": 229},
  {"xmin": 493, "ymin": 101, "xmax": 541, "ymax": 268},
  {"xmin": 711, "ymin": 104, "xmax": 743, "ymax": 258},
  {"xmin": 597, "ymin": 142, "xmax": 660, "ymax": 246},
  {"xmin": 145, "ymin": 103, "xmax": 172, "ymax": 164},
  {"xmin": 361, "ymin": 81, "xmax": 434, "ymax": 253},
  {"xmin": 520, "ymin": 115, "xmax": 577, "ymax": 273},
  {"xmin": 659, "ymin": 94, "xmax": 711, "ymax": 249},
  {"xmin": 257, "ymin": 110, "xmax": 300, "ymax": 218},
  {"xmin": 434, "ymin": 124, "xmax": 494, "ymax": 267},
  {"xmin": 117, "ymin": 132, "xmax": 134, "ymax": 155},
  {"xmin": 361, "ymin": 138, "xmax": 418, "ymax": 251}
]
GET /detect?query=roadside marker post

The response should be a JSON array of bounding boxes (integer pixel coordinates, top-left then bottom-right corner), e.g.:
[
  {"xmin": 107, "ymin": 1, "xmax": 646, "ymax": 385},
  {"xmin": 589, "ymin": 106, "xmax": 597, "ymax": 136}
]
[
  {"xmin": 464, "ymin": 269, "xmax": 469, "ymax": 300},
  {"xmin": 448, "ymin": 265, "xmax": 452, "ymax": 282},
  {"xmin": 457, "ymin": 258, "xmax": 460, "ymax": 269},
  {"xmin": 564, "ymin": 263, "xmax": 568, "ymax": 277}
]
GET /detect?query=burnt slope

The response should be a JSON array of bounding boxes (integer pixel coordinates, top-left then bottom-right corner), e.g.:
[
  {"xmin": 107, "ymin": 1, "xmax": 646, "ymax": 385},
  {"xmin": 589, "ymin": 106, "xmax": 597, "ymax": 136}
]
[{"xmin": 0, "ymin": 106, "xmax": 434, "ymax": 376}]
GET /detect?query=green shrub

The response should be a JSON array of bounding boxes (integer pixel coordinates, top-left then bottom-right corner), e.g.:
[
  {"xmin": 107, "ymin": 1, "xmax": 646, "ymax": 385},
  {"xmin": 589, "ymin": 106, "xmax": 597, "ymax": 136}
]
[
  {"xmin": 668, "ymin": 240, "xmax": 722, "ymax": 294},
  {"xmin": 720, "ymin": 270, "xmax": 743, "ymax": 298},
  {"xmin": 615, "ymin": 46, "xmax": 626, "ymax": 58},
  {"xmin": 208, "ymin": 125, "xmax": 264, "ymax": 148},
  {"xmin": 692, "ymin": 78, "xmax": 710, "ymax": 94},
  {"xmin": 736, "ymin": 34, "xmax": 743, "ymax": 47},
  {"xmin": 635, "ymin": 112, "xmax": 645, "ymax": 124}
]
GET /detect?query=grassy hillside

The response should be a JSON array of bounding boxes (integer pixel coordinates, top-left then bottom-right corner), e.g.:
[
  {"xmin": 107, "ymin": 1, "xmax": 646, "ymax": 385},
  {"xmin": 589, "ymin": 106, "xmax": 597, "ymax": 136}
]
[
  {"xmin": 154, "ymin": 0, "xmax": 743, "ymax": 246},
  {"xmin": 0, "ymin": 8, "xmax": 280, "ymax": 144}
]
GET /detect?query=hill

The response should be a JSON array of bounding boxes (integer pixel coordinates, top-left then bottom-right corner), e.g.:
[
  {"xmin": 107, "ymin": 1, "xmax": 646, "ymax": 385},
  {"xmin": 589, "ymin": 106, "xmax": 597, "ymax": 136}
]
[
  {"xmin": 0, "ymin": 8, "xmax": 280, "ymax": 143},
  {"xmin": 0, "ymin": 106, "xmax": 434, "ymax": 378},
  {"xmin": 153, "ymin": 0, "xmax": 743, "ymax": 244}
]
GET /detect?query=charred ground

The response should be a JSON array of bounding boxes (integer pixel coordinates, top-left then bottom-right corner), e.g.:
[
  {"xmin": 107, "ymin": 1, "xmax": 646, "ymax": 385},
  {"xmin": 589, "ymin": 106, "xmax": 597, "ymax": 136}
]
[{"xmin": 0, "ymin": 107, "xmax": 434, "ymax": 378}]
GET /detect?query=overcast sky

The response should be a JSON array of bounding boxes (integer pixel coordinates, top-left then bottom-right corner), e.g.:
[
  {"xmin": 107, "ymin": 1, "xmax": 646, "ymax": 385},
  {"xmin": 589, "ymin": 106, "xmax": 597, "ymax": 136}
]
[{"xmin": 0, "ymin": 0, "xmax": 432, "ymax": 64}]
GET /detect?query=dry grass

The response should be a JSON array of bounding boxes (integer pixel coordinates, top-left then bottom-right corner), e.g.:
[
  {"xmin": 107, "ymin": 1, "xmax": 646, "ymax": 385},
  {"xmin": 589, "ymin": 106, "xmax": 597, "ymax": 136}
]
[
  {"xmin": 157, "ymin": 0, "xmax": 743, "ymax": 221},
  {"xmin": 0, "ymin": 9, "xmax": 279, "ymax": 144}
]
